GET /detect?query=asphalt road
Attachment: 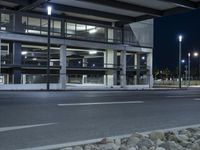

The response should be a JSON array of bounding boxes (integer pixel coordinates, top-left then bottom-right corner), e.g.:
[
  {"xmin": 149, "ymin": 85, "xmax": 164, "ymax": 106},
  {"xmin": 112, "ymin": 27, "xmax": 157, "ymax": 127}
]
[{"xmin": 1, "ymin": 88, "xmax": 200, "ymax": 150}]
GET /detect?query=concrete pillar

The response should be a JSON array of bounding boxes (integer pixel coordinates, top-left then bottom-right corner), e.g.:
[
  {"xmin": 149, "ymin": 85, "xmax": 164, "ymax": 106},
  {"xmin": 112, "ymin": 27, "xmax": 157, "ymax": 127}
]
[
  {"xmin": 147, "ymin": 52, "xmax": 153, "ymax": 88},
  {"xmin": 108, "ymin": 28, "xmax": 114, "ymax": 43},
  {"xmin": 82, "ymin": 58, "xmax": 87, "ymax": 84},
  {"xmin": 104, "ymin": 49, "xmax": 117, "ymax": 86},
  {"xmin": 22, "ymin": 74, "xmax": 26, "ymax": 84},
  {"xmin": 59, "ymin": 45, "xmax": 67, "ymax": 90},
  {"xmin": 120, "ymin": 50, "xmax": 126, "ymax": 87},
  {"xmin": 13, "ymin": 42, "xmax": 22, "ymax": 84},
  {"xmin": 14, "ymin": 14, "xmax": 24, "ymax": 32},
  {"xmin": 61, "ymin": 19, "xmax": 65, "ymax": 38},
  {"xmin": 0, "ymin": 38, "xmax": 1, "ymax": 76}
]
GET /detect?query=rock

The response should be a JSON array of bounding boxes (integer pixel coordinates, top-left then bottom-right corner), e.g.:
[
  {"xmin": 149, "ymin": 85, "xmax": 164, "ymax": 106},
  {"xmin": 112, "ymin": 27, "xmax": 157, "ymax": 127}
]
[
  {"xmin": 127, "ymin": 136, "xmax": 140, "ymax": 147},
  {"xmin": 156, "ymin": 139, "xmax": 164, "ymax": 146},
  {"xmin": 99, "ymin": 138, "xmax": 114, "ymax": 144},
  {"xmin": 60, "ymin": 147, "xmax": 73, "ymax": 150},
  {"xmin": 137, "ymin": 138, "xmax": 154, "ymax": 149},
  {"xmin": 179, "ymin": 140, "xmax": 192, "ymax": 148},
  {"xmin": 84, "ymin": 144, "xmax": 97, "ymax": 150},
  {"xmin": 99, "ymin": 143, "xmax": 119, "ymax": 150},
  {"xmin": 121, "ymin": 138, "xmax": 128, "ymax": 145},
  {"xmin": 149, "ymin": 131, "xmax": 165, "ymax": 141},
  {"xmin": 179, "ymin": 129, "xmax": 192, "ymax": 138},
  {"xmin": 160, "ymin": 141, "xmax": 183, "ymax": 150},
  {"xmin": 177, "ymin": 134, "xmax": 189, "ymax": 141},
  {"xmin": 115, "ymin": 138, "xmax": 121, "ymax": 146},
  {"xmin": 74, "ymin": 146, "xmax": 84, "ymax": 150},
  {"xmin": 119, "ymin": 145, "xmax": 128, "ymax": 150},
  {"xmin": 128, "ymin": 147, "xmax": 137, "ymax": 150},
  {"xmin": 191, "ymin": 143, "xmax": 200, "ymax": 150},
  {"xmin": 138, "ymin": 146, "xmax": 148, "ymax": 150},
  {"xmin": 155, "ymin": 147, "xmax": 166, "ymax": 150},
  {"xmin": 193, "ymin": 131, "xmax": 200, "ymax": 140},
  {"xmin": 164, "ymin": 132, "xmax": 180, "ymax": 143},
  {"xmin": 131, "ymin": 132, "xmax": 145, "ymax": 139}
]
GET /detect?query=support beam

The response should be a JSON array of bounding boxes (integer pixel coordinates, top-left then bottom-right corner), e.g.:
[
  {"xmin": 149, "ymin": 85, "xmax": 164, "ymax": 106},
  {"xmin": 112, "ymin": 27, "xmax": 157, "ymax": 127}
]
[
  {"xmin": 42, "ymin": 3, "xmax": 136, "ymax": 22},
  {"xmin": 120, "ymin": 50, "xmax": 126, "ymax": 87},
  {"xmin": 4, "ymin": 0, "xmax": 29, "ymax": 6},
  {"xmin": 147, "ymin": 52, "xmax": 153, "ymax": 88},
  {"xmin": 159, "ymin": 0, "xmax": 197, "ymax": 9},
  {"xmin": 163, "ymin": 7, "xmax": 192, "ymax": 16},
  {"xmin": 59, "ymin": 45, "xmax": 67, "ymax": 90},
  {"xmin": 18, "ymin": 0, "xmax": 48, "ymax": 11},
  {"xmin": 13, "ymin": 42, "xmax": 22, "ymax": 84},
  {"xmin": 77, "ymin": 0, "xmax": 162, "ymax": 16}
]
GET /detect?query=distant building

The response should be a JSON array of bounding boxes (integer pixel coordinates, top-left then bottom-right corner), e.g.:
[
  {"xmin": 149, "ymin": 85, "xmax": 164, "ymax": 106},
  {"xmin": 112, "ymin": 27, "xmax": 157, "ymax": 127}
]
[{"xmin": 0, "ymin": 0, "xmax": 197, "ymax": 90}]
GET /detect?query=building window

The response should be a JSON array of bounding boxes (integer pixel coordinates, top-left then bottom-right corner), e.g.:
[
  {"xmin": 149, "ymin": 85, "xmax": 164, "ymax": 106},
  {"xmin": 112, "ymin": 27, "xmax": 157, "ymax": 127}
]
[{"xmin": 0, "ymin": 13, "xmax": 11, "ymax": 31}]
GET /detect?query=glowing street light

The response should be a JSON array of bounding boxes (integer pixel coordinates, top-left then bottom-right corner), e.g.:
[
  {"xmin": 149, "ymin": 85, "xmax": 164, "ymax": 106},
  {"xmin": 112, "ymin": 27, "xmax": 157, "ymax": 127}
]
[
  {"xmin": 46, "ymin": 5, "xmax": 52, "ymax": 91},
  {"xmin": 188, "ymin": 53, "xmax": 191, "ymax": 86},
  {"xmin": 194, "ymin": 52, "xmax": 199, "ymax": 57},
  {"xmin": 47, "ymin": 6, "xmax": 52, "ymax": 16},
  {"xmin": 181, "ymin": 59, "xmax": 185, "ymax": 63},
  {"xmin": 179, "ymin": 35, "xmax": 183, "ymax": 42},
  {"xmin": 178, "ymin": 35, "xmax": 183, "ymax": 88},
  {"xmin": 141, "ymin": 56, "xmax": 145, "ymax": 60}
]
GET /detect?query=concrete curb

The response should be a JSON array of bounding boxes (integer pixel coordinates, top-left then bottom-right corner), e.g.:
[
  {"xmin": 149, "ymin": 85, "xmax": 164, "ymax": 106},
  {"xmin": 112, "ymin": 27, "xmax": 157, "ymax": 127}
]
[
  {"xmin": 0, "ymin": 88, "xmax": 188, "ymax": 92},
  {"xmin": 19, "ymin": 123, "xmax": 200, "ymax": 150}
]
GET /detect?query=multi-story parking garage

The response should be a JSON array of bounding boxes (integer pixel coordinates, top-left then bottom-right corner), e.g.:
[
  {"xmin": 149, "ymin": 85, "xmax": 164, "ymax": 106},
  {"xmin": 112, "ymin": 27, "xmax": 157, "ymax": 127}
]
[{"xmin": 0, "ymin": 0, "xmax": 199, "ymax": 90}]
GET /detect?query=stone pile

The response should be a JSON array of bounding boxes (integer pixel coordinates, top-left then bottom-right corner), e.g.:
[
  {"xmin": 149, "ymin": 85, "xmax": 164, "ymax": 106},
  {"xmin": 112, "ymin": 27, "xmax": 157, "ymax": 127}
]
[{"xmin": 60, "ymin": 127, "xmax": 200, "ymax": 150}]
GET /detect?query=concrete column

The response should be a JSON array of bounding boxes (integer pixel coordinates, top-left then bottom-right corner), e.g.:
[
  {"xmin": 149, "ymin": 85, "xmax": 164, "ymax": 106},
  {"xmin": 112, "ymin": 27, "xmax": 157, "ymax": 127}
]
[
  {"xmin": 14, "ymin": 14, "xmax": 24, "ymax": 32},
  {"xmin": 147, "ymin": 52, "xmax": 153, "ymax": 88},
  {"xmin": 13, "ymin": 42, "xmax": 22, "ymax": 84},
  {"xmin": 61, "ymin": 19, "xmax": 65, "ymax": 38},
  {"xmin": 82, "ymin": 58, "xmax": 87, "ymax": 84},
  {"xmin": 120, "ymin": 50, "xmax": 126, "ymax": 87},
  {"xmin": 22, "ymin": 74, "xmax": 26, "ymax": 84},
  {"xmin": 108, "ymin": 28, "xmax": 114, "ymax": 43},
  {"xmin": 104, "ymin": 49, "xmax": 117, "ymax": 86},
  {"xmin": 104, "ymin": 22, "xmax": 117, "ymax": 86},
  {"xmin": 59, "ymin": 45, "xmax": 67, "ymax": 90},
  {"xmin": 0, "ymin": 38, "xmax": 1, "ymax": 76}
]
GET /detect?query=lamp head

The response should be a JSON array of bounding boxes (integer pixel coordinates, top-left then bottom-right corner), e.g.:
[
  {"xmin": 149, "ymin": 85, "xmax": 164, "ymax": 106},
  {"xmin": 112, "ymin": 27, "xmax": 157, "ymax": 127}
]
[
  {"xmin": 179, "ymin": 35, "xmax": 183, "ymax": 42},
  {"xmin": 47, "ymin": 6, "xmax": 52, "ymax": 15}
]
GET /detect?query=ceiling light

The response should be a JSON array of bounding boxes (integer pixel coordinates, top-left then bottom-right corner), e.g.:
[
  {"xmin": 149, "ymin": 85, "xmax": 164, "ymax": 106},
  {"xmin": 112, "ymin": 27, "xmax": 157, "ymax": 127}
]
[
  {"xmin": 89, "ymin": 28, "xmax": 97, "ymax": 34},
  {"xmin": 21, "ymin": 51, "xmax": 28, "ymax": 55},
  {"xmin": 89, "ymin": 50, "xmax": 97, "ymax": 55}
]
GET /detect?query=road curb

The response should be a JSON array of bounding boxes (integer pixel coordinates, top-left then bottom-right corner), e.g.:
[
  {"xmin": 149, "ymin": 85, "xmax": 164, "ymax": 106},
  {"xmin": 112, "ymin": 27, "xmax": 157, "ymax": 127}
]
[{"xmin": 19, "ymin": 123, "xmax": 200, "ymax": 150}]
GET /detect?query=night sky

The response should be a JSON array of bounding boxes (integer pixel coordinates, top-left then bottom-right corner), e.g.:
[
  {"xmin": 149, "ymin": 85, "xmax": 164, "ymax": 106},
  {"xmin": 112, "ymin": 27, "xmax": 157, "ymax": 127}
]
[{"xmin": 154, "ymin": 9, "xmax": 200, "ymax": 71}]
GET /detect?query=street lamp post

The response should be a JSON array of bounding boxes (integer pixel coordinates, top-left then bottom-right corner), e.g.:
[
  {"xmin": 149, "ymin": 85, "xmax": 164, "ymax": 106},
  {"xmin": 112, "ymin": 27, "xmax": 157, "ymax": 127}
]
[
  {"xmin": 188, "ymin": 53, "xmax": 191, "ymax": 86},
  {"xmin": 193, "ymin": 52, "xmax": 199, "ymax": 80},
  {"xmin": 178, "ymin": 35, "xmax": 183, "ymax": 89},
  {"xmin": 47, "ymin": 6, "xmax": 52, "ymax": 91}
]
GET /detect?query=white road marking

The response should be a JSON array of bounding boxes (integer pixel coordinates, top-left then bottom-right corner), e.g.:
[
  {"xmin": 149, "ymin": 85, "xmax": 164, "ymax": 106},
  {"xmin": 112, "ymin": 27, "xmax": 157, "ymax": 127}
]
[
  {"xmin": 166, "ymin": 96, "xmax": 189, "ymax": 98},
  {"xmin": 0, "ymin": 123, "xmax": 57, "ymax": 132},
  {"xmin": 19, "ymin": 123, "xmax": 200, "ymax": 150},
  {"xmin": 58, "ymin": 101, "xmax": 144, "ymax": 106},
  {"xmin": 194, "ymin": 98, "xmax": 200, "ymax": 101}
]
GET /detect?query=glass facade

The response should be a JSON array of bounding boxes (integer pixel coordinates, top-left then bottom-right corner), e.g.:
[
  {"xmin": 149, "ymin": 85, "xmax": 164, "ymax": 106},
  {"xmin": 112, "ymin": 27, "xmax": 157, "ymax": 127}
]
[
  {"xmin": 22, "ymin": 16, "xmax": 61, "ymax": 36},
  {"xmin": 0, "ymin": 10, "xmax": 153, "ymax": 87},
  {"xmin": 0, "ymin": 11, "xmax": 136, "ymax": 45}
]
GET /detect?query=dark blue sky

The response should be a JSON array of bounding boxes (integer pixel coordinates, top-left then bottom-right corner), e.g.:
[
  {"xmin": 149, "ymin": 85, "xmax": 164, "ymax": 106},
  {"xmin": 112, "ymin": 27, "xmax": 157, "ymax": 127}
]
[{"xmin": 154, "ymin": 9, "xmax": 200, "ymax": 71}]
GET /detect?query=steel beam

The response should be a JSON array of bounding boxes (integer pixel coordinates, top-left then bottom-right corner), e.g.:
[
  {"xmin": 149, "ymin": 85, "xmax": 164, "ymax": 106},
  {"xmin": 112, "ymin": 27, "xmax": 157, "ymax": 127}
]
[
  {"xmin": 76, "ymin": 0, "xmax": 162, "ymax": 16},
  {"xmin": 41, "ymin": 2, "xmax": 136, "ymax": 22},
  {"xmin": 18, "ymin": 0, "xmax": 49, "ymax": 11},
  {"xmin": 159, "ymin": 0, "xmax": 197, "ymax": 9}
]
